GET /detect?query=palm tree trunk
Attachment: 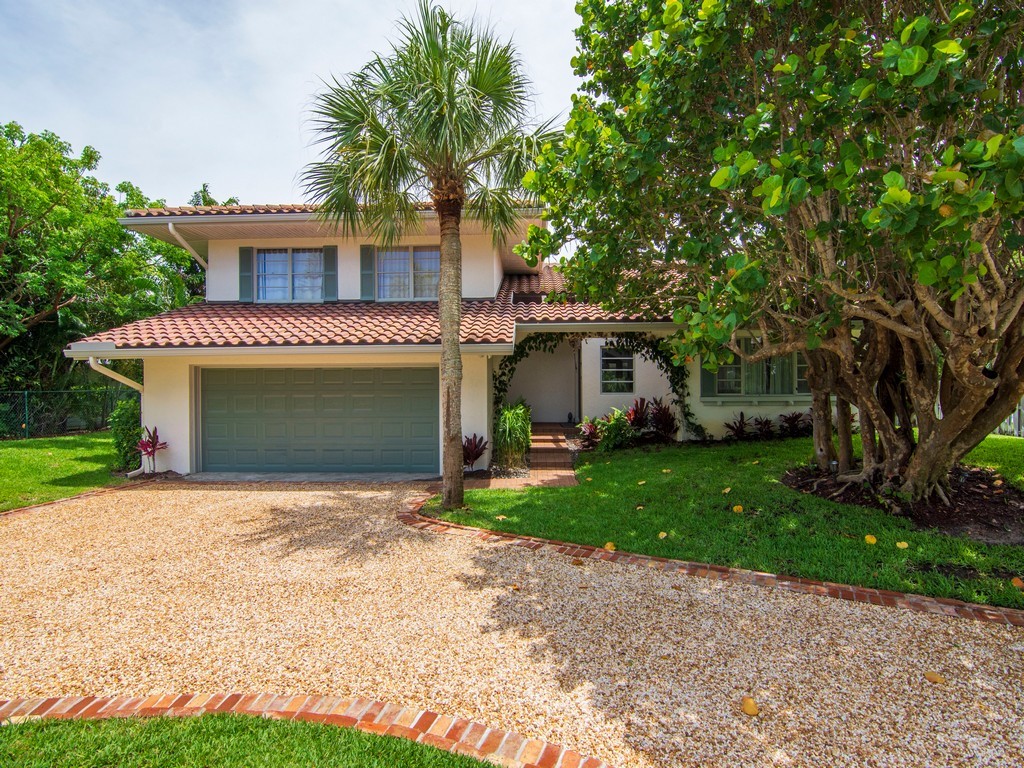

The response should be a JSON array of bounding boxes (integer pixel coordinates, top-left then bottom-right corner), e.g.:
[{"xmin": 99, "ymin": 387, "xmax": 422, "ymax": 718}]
[{"xmin": 438, "ymin": 209, "xmax": 464, "ymax": 508}]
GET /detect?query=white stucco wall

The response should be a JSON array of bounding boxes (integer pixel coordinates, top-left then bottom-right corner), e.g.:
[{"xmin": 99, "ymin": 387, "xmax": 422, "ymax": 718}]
[
  {"xmin": 684, "ymin": 358, "xmax": 813, "ymax": 439},
  {"xmin": 579, "ymin": 339, "xmax": 675, "ymax": 420},
  {"xmin": 206, "ymin": 232, "xmax": 500, "ymax": 302},
  {"xmin": 505, "ymin": 341, "xmax": 578, "ymax": 423},
  {"xmin": 141, "ymin": 350, "xmax": 493, "ymax": 474}
]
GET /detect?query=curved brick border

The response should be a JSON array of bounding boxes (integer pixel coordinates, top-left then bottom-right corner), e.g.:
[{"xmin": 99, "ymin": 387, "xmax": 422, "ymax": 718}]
[
  {"xmin": 0, "ymin": 693, "xmax": 610, "ymax": 768},
  {"xmin": 399, "ymin": 498, "xmax": 1024, "ymax": 627}
]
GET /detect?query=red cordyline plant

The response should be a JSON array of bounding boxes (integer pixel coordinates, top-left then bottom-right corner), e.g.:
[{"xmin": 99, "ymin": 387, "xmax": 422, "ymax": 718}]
[
  {"xmin": 137, "ymin": 426, "xmax": 168, "ymax": 474},
  {"xmin": 463, "ymin": 433, "xmax": 489, "ymax": 470}
]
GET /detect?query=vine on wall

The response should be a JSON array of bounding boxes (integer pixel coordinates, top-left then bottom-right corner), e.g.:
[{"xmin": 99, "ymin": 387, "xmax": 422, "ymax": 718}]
[{"xmin": 492, "ymin": 331, "xmax": 707, "ymax": 440}]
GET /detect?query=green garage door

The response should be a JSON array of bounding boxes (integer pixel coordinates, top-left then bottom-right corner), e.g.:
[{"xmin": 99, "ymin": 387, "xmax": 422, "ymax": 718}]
[{"xmin": 200, "ymin": 368, "xmax": 439, "ymax": 473}]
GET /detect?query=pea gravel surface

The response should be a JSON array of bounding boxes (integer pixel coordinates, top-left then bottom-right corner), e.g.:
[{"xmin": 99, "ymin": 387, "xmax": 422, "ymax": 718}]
[{"xmin": 1, "ymin": 482, "xmax": 1022, "ymax": 767}]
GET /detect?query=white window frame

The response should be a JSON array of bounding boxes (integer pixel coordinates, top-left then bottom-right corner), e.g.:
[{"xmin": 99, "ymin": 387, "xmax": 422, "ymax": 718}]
[
  {"xmin": 255, "ymin": 247, "xmax": 324, "ymax": 303},
  {"xmin": 708, "ymin": 349, "xmax": 809, "ymax": 399},
  {"xmin": 375, "ymin": 245, "xmax": 441, "ymax": 301},
  {"xmin": 600, "ymin": 346, "xmax": 635, "ymax": 394}
]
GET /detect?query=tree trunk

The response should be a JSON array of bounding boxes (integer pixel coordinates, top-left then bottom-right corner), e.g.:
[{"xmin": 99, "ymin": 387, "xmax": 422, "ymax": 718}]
[
  {"xmin": 835, "ymin": 397, "xmax": 853, "ymax": 473},
  {"xmin": 437, "ymin": 209, "xmax": 464, "ymax": 509},
  {"xmin": 811, "ymin": 389, "xmax": 835, "ymax": 472}
]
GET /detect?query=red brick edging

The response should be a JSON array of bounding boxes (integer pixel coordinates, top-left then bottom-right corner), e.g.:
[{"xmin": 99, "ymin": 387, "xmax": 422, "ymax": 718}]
[
  {"xmin": 399, "ymin": 498, "xmax": 1024, "ymax": 627},
  {"xmin": 0, "ymin": 693, "xmax": 610, "ymax": 768}
]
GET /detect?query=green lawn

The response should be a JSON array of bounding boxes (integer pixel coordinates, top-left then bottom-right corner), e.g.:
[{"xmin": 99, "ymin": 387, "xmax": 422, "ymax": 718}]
[
  {"xmin": 0, "ymin": 432, "xmax": 123, "ymax": 513},
  {"xmin": 0, "ymin": 713, "xmax": 486, "ymax": 768},
  {"xmin": 436, "ymin": 435, "xmax": 1024, "ymax": 609}
]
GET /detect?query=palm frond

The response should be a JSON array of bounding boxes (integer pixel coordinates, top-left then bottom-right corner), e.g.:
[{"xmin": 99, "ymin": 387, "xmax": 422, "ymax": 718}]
[{"xmin": 304, "ymin": 0, "xmax": 551, "ymax": 244}]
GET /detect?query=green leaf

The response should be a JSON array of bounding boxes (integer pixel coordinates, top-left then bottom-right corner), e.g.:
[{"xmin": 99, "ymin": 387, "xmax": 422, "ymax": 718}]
[
  {"xmin": 663, "ymin": 0, "xmax": 683, "ymax": 25},
  {"xmin": 984, "ymin": 134, "xmax": 1003, "ymax": 160},
  {"xmin": 934, "ymin": 39, "xmax": 965, "ymax": 56},
  {"xmin": 918, "ymin": 263, "xmax": 939, "ymax": 286},
  {"xmin": 883, "ymin": 171, "xmax": 906, "ymax": 189},
  {"xmin": 710, "ymin": 166, "xmax": 733, "ymax": 189},
  {"xmin": 898, "ymin": 46, "xmax": 929, "ymax": 76},
  {"xmin": 886, "ymin": 187, "xmax": 913, "ymax": 205},
  {"xmin": 912, "ymin": 61, "xmax": 942, "ymax": 88},
  {"xmin": 950, "ymin": 3, "xmax": 975, "ymax": 24}
]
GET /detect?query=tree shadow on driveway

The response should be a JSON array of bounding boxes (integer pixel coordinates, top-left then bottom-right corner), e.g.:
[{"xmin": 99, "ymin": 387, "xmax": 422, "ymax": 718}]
[{"xmin": 450, "ymin": 536, "xmax": 1024, "ymax": 767}]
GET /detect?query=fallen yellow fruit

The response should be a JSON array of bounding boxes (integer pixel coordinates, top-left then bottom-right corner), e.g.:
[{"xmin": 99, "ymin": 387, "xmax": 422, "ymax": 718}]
[
  {"xmin": 741, "ymin": 696, "xmax": 759, "ymax": 717},
  {"xmin": 924, "ymin": 671, "xmax": 946, "ymax": 684},
  {"xmin": 733, "ymin": 505, "xmax": 744, "ymax": 513},
  {"xmin": 865, "ymin": 535, "xmax": 877, "ymax": 545},
  {"xmin": 658, "ymin": 531, "xmax": 668, "ymax": 539},
  {"xmin": 662, "ymin": 468, "xmax": 672, "ymax": 473},
  {"xmin": 603, "ymin": 542, "xmax": 616, "ymax": 552},
  {"xmin": 896, "ymin": 541, "xmax": 909, "ymax": 549},
  {"xmin": 586, "ymin": 477, "xmax": 593, "ymax": 482},
  {"xmin": 636, "ymin": 505, "xmax": 645, "ymax": 510}
]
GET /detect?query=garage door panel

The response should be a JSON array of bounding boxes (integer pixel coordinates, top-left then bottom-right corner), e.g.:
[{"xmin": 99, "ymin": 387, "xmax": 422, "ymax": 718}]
[
  {"xmin": 201, "ymin": 368, "xmax": 439, "ymax": 473},
  {"xmin": 234, "ymin": 370, "xmax": 259, "ymax": 386},
  {"xmin": 322, "ymin": 394, "xmax": 347, "ymax": 413},
  {"xmin": 264, "ymin": 422, "xmax": 288, "ymax": 439},
  {"xmin": 234, "ymin": 395, "xmax": 259, "ymax": 414},
  {"xmin": 410, "ymin": 420, "xmax": 435, "ymax": 438}
]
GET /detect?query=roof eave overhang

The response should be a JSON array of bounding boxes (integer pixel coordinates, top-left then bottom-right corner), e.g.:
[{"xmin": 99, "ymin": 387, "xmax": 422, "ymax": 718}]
[
  {"xmin": 65, "ymin": 341, "xmax": 515, "ymax": 359},
  {"xmin": 514, "ymin": 321, "xmax": 676, "ymax": 338}
]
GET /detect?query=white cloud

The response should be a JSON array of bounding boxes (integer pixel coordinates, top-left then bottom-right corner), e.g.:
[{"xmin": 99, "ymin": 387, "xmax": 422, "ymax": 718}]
[{"xmin": 0, "ymin": 0, "xmax": 580, "ymax": 205}]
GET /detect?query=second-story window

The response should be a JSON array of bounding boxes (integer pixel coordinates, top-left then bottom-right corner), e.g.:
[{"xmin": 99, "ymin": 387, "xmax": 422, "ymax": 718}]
[
  {"xmin": 256, "ymin": 248, "xmax": 324, "ymax": 302},
  {"xmin": 377, "ymin": 246, "xmax": 440, "ymax": 300}
]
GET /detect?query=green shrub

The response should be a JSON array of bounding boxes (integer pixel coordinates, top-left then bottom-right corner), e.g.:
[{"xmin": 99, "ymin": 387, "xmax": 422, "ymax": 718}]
[
  {"xmin": 495, "ymin": 401, "xmax": 532, "ymax": 468},
  {"xmin": 108, "ymin": 398, "xmax": 142, "ymax": 471},
  {"xmin": 596, "ymin": 408, "xmax": 639, "ymax": 451}
]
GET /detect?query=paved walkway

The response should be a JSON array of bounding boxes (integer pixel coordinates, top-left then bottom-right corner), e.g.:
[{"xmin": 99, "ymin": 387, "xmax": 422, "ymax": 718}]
[{"xmin": 468, "ymin": 423, "xmax": 577, "ymax": 490}]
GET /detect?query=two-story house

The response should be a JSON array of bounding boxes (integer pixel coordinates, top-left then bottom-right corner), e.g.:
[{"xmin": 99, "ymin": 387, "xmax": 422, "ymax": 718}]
[{"xmin": 65, "ymin": 204, "xmax": 812, "ymax": 475}]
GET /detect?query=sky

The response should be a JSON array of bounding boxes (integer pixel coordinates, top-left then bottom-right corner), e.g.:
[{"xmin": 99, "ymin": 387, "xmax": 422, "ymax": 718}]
[{"xmin": 0, "ymin": 0, "xmax": 582, "ymax": 206}]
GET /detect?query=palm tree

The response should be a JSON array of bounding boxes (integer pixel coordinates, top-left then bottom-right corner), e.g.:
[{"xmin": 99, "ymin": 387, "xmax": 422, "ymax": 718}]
[{"xmin": 303, "ymin": 0, "xmax": 553, "ymax": 508}]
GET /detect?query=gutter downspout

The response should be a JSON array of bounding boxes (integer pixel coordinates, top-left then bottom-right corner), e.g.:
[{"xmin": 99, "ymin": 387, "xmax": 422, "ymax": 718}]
[
  {"xmin": 88, "ymin": 357, "xmax": 147, "ymax": 478},
  {"xmin": 88, "ymin": 357, "xmax": 144, "ymax": 393},
  {"xmin": 167, "ymin": 222, "xmax": 208, "ymax": 270}
]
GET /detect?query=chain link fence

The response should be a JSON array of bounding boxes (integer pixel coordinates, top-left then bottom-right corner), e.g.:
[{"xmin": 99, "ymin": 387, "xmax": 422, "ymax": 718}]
[{"xmin": 0, "ymin": 388, "xmax": 140, "ymax": 439}]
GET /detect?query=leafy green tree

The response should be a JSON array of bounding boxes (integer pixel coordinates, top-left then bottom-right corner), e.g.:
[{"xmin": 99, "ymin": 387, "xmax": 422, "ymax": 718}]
[
  {"xmin": 522, "ymin": 0, "xmax": 1024, "ymax": 502},
  {"xmin": 0, "ymin": 123, "xmax": 190, "ymax": 389},
  {"xmin": 303, "ymin": 0, "xmax": 554, "ymax": 508}
]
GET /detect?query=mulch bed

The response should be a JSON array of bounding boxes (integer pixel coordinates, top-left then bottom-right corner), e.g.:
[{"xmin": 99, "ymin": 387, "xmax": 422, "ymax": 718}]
[{"xmin": 783, "ymin": 464, "xmax": 1024, "ymax": 546}]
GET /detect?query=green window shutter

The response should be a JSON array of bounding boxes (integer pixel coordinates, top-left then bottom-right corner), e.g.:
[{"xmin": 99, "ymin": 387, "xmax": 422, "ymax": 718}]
[
  {"xmin": 359, "ymin": 244, "xmax": 375, "ymax": 300},
  {"xmin": 238, "ymin": 247, "xmax": 254, "ymax": 303},
  {"xmin": 700, "ymin": 360, "xmax": 716, "ymax": 398},
  {"xmin": 322, "ymin": 246, "xmax": 338, "ymax": 302}
]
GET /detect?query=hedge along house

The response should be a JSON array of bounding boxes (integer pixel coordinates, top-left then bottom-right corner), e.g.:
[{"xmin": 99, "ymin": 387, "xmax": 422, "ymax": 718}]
[{"xmin": 65, "ymin": 204, "xmax": 704, "ymax": 476}]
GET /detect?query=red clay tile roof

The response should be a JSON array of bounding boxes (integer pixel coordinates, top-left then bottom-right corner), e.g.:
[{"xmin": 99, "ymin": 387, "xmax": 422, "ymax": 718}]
[
  {"xmin": 70, "ymin": 266, "xmax": 659, "ymax": 352},
  {"xmin": 75, "ymin": 300, "xmax": 514, "ymax": 349}
]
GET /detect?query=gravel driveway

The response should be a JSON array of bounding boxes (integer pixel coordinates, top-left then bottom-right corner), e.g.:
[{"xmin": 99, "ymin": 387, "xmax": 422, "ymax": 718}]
[{"xmin": 1, "ymin": 482, "xmax": 1022, "ymax": 767}]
